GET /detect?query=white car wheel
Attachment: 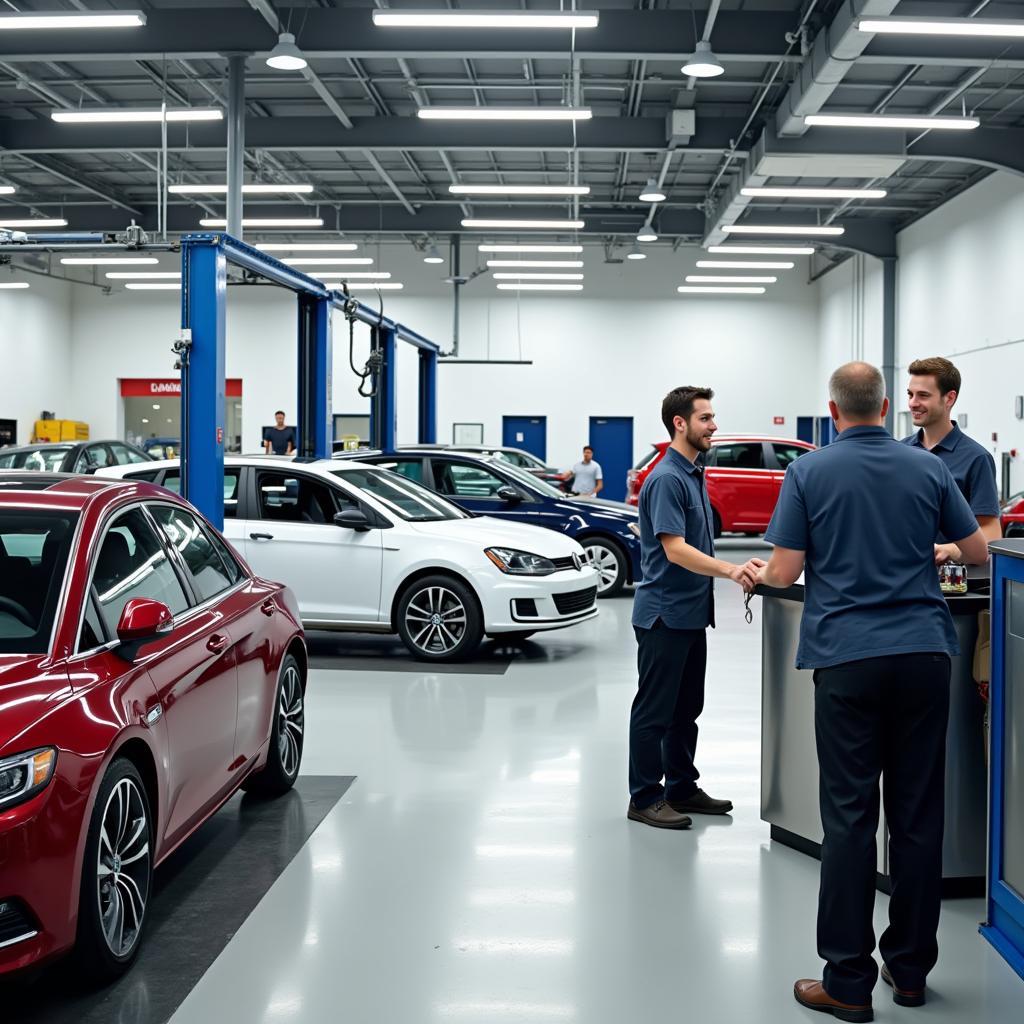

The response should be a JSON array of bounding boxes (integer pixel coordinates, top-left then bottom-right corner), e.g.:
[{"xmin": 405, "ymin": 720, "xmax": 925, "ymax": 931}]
[
  {"xmin": 398, "ymin": 575, "xmax": 483, "ymax": 662},
  {"xmin": 582, "ymin": 539, "xmax": 627, "ymax": 597}
]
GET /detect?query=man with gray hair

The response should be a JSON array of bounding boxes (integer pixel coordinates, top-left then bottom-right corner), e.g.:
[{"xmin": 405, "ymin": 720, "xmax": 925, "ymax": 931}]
[{"xmin": 756, "ymin": 362, "xmax": 988, "ymax": 1021}]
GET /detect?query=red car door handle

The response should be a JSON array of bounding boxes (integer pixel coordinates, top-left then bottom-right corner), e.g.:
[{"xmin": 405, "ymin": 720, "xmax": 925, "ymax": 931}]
[
  {"xmin": 260, "ymin": 599, "xmax": 276, "ymax": 617},
  {"xmin": 207, "ymin": 633, "xmax": 229, "ymax": 653},
  {"xmin": 249, "ymin": 532, "xmax": 274, "ymax": 541}
]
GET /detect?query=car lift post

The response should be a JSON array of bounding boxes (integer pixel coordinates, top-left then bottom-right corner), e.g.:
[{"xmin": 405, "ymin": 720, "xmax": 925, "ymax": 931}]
[
  {"xmin": 418, "ymin": 346, "xmax": 438, "ymax": 444},
  {"xmin": 369, "ymin": 325, "xmax": 397, "ymax": 452},
  {"xmin": 297, "ymin": 292, "xmax": 332, "ymax": 459}
]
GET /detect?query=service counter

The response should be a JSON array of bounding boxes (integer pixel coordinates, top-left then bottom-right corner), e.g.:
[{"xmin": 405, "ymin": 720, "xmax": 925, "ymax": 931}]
[{"xmin": 758, "ymin": 572, "xmax": 989, "ymax": 894}]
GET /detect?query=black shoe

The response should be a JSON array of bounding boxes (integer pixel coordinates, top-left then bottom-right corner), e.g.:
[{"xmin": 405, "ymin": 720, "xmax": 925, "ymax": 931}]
[
  {"xmin": 627, "ymin": 800, "xmax": 692, "ymax": 829},
  {"xmin": 880, "ymin": 964, "xmax": 925, "ymax": 1007},
  {"xmin": 667, "ymin": 788, "xmax": 733, "ymax": 815}
]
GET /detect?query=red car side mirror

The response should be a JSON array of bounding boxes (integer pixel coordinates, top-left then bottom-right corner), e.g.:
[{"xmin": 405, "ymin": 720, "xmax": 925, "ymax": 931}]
[{"xmin": 116, "ymin": 599, "xmax": 173, "ymax": 652}]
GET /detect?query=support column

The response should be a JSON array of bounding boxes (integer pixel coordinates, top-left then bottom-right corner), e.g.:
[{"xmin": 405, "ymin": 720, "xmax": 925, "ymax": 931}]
[
  {"xmin": 881, "ymin": 256, "xmax": 897, "ymax": 436},
  {"xmin": 369, "ymin": 326, "xmax": 397, "ymax": 451},
  {"xmin": 296, "ymin": 293, "xmax": 332, "ymax": 459},
  {"xmin": 418, "ymin": 347, "xmax": 438, "ymax": 443},
  {"xmin": 180, "ymin": 240, "xmax": 227, "ymax": 530},
  {"xmin": 227, "ymin": 55, "xmax": 245, "ymax": 239}
]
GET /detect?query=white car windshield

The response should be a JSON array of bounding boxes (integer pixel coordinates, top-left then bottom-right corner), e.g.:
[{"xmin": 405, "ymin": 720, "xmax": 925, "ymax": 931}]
[
  {"xmin": 489, "ymin": 460, "xmax": 562, "ymax": 498},
  {"xmin": 331, "ymin": 467, "xmax": 470, "ymax": 522}
]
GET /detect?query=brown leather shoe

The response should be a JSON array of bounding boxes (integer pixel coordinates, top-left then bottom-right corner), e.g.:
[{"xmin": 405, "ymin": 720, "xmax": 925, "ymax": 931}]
[
  {"xmin": 881, "ymin": 964, "xmax": 926, "ymax": 1007},
  {"xmin": 793, "ymin": 979, "xmax": 873, "ymax": 1023},
  {"xmin": 667, "ymin": 788, "xmax": 733, "ymax": 815},
  {"xmin": 627, "ymin": 800, "xmax": 692, "ymax": 829}
]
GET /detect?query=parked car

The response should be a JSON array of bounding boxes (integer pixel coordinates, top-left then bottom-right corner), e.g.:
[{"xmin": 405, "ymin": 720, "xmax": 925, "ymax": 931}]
[
  {"xmin": 448, "ymin": 444, "xmax": 564, "ymax": 485},
  {"xmin": 1002, "ymin": 490, "xmax": 1024, "ymax": 537},
  {"xmin": 625, "ymin": 435, "xmax": 816, "ymax": 536},
  {"xmin": 98, "ymin": 456, "xmax": 600, "ymax": 660},
  {"xmin": 0, "ymin": 440, "xmax": 154, "ymax": 475},
  {"xmin": 337, "ymin": 448, "xmax": 641, "ymax": 597},
  {"xmin": 0, "ymin": 472, "xmax": 305, "ymax": 980},
  {"xmin": 141, "ymin": 437, "xmax": 181, "ymax": 460}
]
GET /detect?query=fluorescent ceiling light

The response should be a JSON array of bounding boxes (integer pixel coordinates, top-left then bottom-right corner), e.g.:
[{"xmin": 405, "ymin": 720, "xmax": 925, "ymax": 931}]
[
  {"xmin": 636, "ymin": 227, "xmax": 658, "ymax": 243},
  {"xmin": 741, "ymin": 186, "xmax": 888, "ymax": 199},
  {"xmin": 686, "ymin": 275, "xmax": 778, "ymax": 284},
  {"xmin": 0, "ymin": 218, "xmax": 68, "ymax": 228},
  {"xmin": 804, "ymin": 113, "xmax": 979, "ymax": 131},
  {"xmin": 681, "ymin": 41, "xmax": 725, "ymax": 78},
  {"xmin": 256, "ymin": 242, "xmax": 357, "ymax": 252},
  {"xmin": 677, "ymin": 286, "xmax": 766, "ymax": 295},
  {"xmin": 337, "ymin": 283, "xmax": 404, "ymax": 291},
  {"xmin": 105, "ymin": 271, "xmax": 181, "ymax": 280},
  {"xmin": 0, "ymin": 186, "xmax": 15, "ymax": 195},
  {"xmin": 697, "ymin": 260, "xmax": 795, "ymax": 270},
  {"xmin": 486, "ymin": 260, "xmax": 583, "ymax": 269},
  {"xmin": 0, "ymin": 12, "xmax": 145, "ymax": 30},
  {"xmin": 200, "ymin": 217, "xmax": 324, "ymax": 228},
  {"xmin": 478, "ymin": 244, "xmax": 582, "ymax": 254},
  {"xmin": 283, "ymin": 257, "xmax": 374, "ymax": 266},
  {"xmin": 464, "ymin": 219, "xmax": 585, "ymax": 230},
  {"xmin": 496, "ymin": 283, "xmax": 583, "ymax": 291},
  {"xmin": 0, "ymin": 282, "xmax": 29, "ymax": 289},
  {"xmin": 420, "ymin": 107, "xmax": 591, "ymax": 122},
  {"xmin": 53, "ymin": 108, "xmax": 223, "ymax": 124},
  {"xmin": 311, "ymin": 272, "xmax": 392, "ymax": 280},
  {"xmin": 61, "ymin": 256, "xmax": 158, "ymax": 266},
  {"xmin": 169, "ymin": 183, "xmax": 314, "ymax": 195},
  {"xmin": 492, "ymin": 272, "xmax": 584, "ymax": 281},
  {"xmin": 723, "ymin": 224, "xmax": 845, "ymax": 236},
  {"xmin": 125, "ymin": 283, "xmax": 181, "ymax": 291},
  {"xmin": 638, "ymin": 178, "xmax": 666, "ymax": 203},
  {"xmin": 266, "ymin": 32, "xmax": 308, "ymax": 71},
  {"xmin": 858, "ymin": 17, "xmax": 1024, "ymax": 39},
  {"xmin": 707, "ymin": 245, "xmax": 814, "ymax": 255},
  {"xmin": 372, "ymin": 11, "xmax": 599, "ymax": 30},
  {"xmin": 449, "ymin": 184, "xmax": 590, "ymax": 196}
]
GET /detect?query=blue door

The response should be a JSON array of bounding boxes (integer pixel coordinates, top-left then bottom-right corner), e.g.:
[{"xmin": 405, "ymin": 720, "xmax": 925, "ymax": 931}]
[
  {"xmin": 587, "ymin": 416, "xmax": 633, "ymax": 503},
  {"xmin": 796, "ymin": 417, "xmax": 815, "ymax": 444},
  {"xmin": 502, "ymin": 416, "xmax": 547, "ymax": 461},
  {"xmin": 815, "ymin": 416, "xmax": 837, "ymax": 447}
]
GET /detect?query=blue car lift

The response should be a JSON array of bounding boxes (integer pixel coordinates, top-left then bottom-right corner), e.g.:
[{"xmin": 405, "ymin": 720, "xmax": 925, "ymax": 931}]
[{"xmin": 178, "ymin": 233, "xmax": 439, "ymax": 529}]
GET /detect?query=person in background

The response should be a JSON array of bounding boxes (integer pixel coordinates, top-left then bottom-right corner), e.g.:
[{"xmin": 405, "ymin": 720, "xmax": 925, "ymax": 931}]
[
  {"xmin": 263, "ymin": 410, "xmax": 296, "ymax": 456},
  {"xmin": 903, "ymin": 356, "xmax": 1001, "ymax": 562},
  {"xmin": 756, "ymin": 362, "xmax": 988, "ymax": 1022},
  {"xmin": 627, "ymin": 386, "xmax": 764, "ymax": 830},
  {"xmin": 558, "ymin": 445, "xmax": 603, "ymax": 497}
]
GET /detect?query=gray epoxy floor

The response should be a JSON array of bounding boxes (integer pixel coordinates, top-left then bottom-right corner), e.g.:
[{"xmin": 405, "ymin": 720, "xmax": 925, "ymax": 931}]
[{"xmin": 169, "ymin": 544, "xmax": 1022, "ymax": 1023}]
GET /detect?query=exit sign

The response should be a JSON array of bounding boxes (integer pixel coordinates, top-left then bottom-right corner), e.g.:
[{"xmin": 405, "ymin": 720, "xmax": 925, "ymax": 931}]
[{"xmin": 773, "ymin": 416, "xmax": 785, "ymax": 425}]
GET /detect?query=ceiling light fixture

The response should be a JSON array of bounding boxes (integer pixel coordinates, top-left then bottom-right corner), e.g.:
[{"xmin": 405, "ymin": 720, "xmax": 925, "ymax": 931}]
[
  {"xmin": 169, "ymin": 183, "xmax": 314, "ymax": 195},
  {"xmin": 105, "ymin": 271, "xmax": 181, "ymax": 280},
  {"xmin": 681, "ymin": 41, "xmax": 725, "ymax": 78},
  {"xmin": 492, "ymin": 272, "xmax": 585, "ymax": 281},
  {"xmin": 0, "ymin": 281, "xmax": 29, "ymax": 289},
  {"xmin": 677, "ymin": 286, "xmax": 766, "ymax": 295},
  {"xmin": 0, "ymin": 12, "xmax": 146, "ymax": 30},
  {"xmin": 336, "ymin": 283, "xmax": 405, "ymax": 291},
  {"xmin": 627, "ymin": 243, "xmax": 646, "ymax": 261},
  {"xmin": 741, "ymin": 186, "xmax": 888, "ymax": 199},
  {"xmin": 449, "ymin": 184, "xmax": 590, "ymax": 196},
  {"xmin": 266, "ymin": 32, "xmax": 308, "ymax": 71},
  {"xmin": 496, "ymin": 283, "xmax": 584, "ymax": 291},
  {"xmin": 696, "ymin": 260, "xmax": 795, "ymax": 270},
  {"xmin": 420, "ymin": 107, "xmax": 591, "ymax": 122},
  {"xmin": 200, "ymin": 217, "xmax": 324, "ymax": 228},
  {"xmin": 125, "ymin": 283, "xmax": 181, "ymax": 290},
  {"xmin": 723, "ymin": 224, "xmax": 845, "ymax": 236},
  {"xmin": 61, "ymin": 256, "xmax": 159, "ymax": 266},
  {"xmin": 686, "ymin": 275, "xmax": 778, "ymax": 284},
  {"xmin": 636, "ymin": 226, "xmax": 658, "ymax": 243},
  {"xmin": 638, "ymin": 178, "xmax": 666, "ymax": 203},
  {"xmin": 0, "ymin": 185, "xmax": 15, "ymax": 195},
  {"xmin": 283, "ymin": 257, "xmax": 374, "ymax": 266},
  {"xmin": 707, "ymin": 245, "xmax": 815, "ymax": 255},
  {"xmin": 478, "ymin": 244, "xmax": 583, "ymax": 254},
  {"xmin": 53, "ymin": 108, "xmax": 223, "ymax": 124},
  {"xmin": 0, "ymin": 218, "xmax": 68, "ymax": 228},
  {"xmin": 372, "ymin": 10, "xmax": 599, "ymax": 29},
  {"xmin": 858, "ymin": 17, "xmax": 1024, "ymax": 39},
  {"xmin": 315, "ymin": 272, "xmax": 392, "ymax": 280},
  {"xmin": 256, "ymin": 242, "xmax": 358, "ymax": 252},
  {"xmin": 464, "ymin": 218, "xmax": 585, "ymax": 230},
  {"xmin": 486, "ymin": 260, "xmax": 584, "ymax": 269},
  {"xmin": 804, "ymin": 113, "xmax": 979, "ymax": 131},
  {"xmin": 423, "ymin": 245, "xmax": 445, "ymax": 264}
]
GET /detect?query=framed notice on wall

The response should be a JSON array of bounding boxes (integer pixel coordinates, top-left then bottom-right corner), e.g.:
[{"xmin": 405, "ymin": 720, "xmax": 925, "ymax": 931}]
[
  {"xmin": 0, "ymin": 418, "xmax": 16, "ymax": 447},
  {"xmin": 453, "ymin": 422, "xmax": 484, "ymax": 445}
]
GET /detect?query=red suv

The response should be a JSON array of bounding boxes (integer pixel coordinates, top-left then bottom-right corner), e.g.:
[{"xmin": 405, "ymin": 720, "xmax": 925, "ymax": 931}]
[
  {"xmin": 1002, "ymin": 491, "xmax": 1024, "ymax": 538},
  {"xmin": 625, "ymin": 435, "xmax": 816, "ymax": 537}
]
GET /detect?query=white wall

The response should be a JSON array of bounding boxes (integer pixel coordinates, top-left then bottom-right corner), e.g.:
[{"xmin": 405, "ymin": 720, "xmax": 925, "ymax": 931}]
[{"xmin": 0, "ymin": 274, "xmax": 74, "ymax": 444}]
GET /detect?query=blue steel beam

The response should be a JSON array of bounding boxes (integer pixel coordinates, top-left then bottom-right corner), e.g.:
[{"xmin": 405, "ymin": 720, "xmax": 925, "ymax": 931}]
[{"xmin": 418, "ymin": 348, "xmax": 438, "ymax": 444}]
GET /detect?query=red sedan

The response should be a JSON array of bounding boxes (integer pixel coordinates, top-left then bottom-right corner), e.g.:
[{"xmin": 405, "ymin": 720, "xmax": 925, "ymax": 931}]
[
  {"xmin": 1002, "ymin": 490, "xmax": 1024, "ymax": 538},
  {"xmin": 625, "ymin": 435, "xmax": 816, "ymax": 536},
  {"xmin": 0, "ymin": 473, "xmax": 306, "ymax": 979}
]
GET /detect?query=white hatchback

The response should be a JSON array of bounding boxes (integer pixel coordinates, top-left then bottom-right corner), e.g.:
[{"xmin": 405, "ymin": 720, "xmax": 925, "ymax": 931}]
[{"xmin": 98, "ymin": 456, "xmax": 599, "ymax": 661}]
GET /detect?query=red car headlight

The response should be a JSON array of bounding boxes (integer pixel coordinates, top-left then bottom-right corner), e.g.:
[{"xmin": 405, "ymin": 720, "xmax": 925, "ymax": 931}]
[{"xmin": 0, "ymin": 748, "xmax": 57, "ymax": 811}]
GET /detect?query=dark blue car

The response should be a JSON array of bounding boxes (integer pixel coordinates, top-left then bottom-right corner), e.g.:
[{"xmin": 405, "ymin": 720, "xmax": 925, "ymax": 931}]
[{"xmin": 339, "ymin": 448, "xmax": 641, "ymax": 596}]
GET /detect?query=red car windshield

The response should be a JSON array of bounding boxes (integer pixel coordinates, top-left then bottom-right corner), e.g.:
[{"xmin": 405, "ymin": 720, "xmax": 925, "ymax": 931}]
[{"xmin": 0, "ymin": 509, "xmax": 78, "ymax": 655}]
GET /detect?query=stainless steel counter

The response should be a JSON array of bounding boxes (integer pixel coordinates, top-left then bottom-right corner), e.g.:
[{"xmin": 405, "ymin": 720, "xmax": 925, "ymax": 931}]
[{"xmin": 759, "ymin": 581, "xmax": 989, "ymax": 894}]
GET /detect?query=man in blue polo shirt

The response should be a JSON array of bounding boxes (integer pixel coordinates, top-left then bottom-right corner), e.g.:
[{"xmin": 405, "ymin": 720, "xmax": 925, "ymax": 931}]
[
  {"xmin": 903, "ymin": 356, "xmax": 1002, "ymax": 560},
  {"xmin": 756, "ymin": 362, "xmax": 987, "ymax": 1021},
  {"xmin": 627, "ymin": 386, "xmax": 763, "ymax": 830}
]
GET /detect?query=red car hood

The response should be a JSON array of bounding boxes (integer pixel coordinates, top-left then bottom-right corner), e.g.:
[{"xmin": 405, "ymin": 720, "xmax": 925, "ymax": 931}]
[{"xmin": 0, "ymin": 655, "xmax": 72, "ymax": 755}]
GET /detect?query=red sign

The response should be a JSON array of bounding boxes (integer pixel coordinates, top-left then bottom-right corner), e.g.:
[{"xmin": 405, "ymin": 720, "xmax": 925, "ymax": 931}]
[
  {"xmin": 773, "ymin": 416, "xmax": 785, "ymax": 425},
  {"xmin": 216, "ymin": 427, "xmax": 224, "ymax": 445},
  {"xmin": 120, "ymin": 378, "xmax": 243, "ymax": 398}
]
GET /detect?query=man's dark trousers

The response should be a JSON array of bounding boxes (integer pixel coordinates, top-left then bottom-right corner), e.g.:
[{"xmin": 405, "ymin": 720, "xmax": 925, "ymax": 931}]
[
  {"xmin": 813, "ymin": 652, "xmax": 951, "ymax": 1005},
  {"xmin": 629, "ymin": 621, "xmax": 706, "ymax": 808}
]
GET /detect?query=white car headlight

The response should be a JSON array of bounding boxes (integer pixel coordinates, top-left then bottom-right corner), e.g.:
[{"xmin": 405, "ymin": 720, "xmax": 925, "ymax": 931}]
[
  {"xmin": 0, "ymin": 747, "xmax": 57, "ymax": 809},
  {"xmin": 485, "ymin": 547, "xmax": 558, "ymax": 576}
]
